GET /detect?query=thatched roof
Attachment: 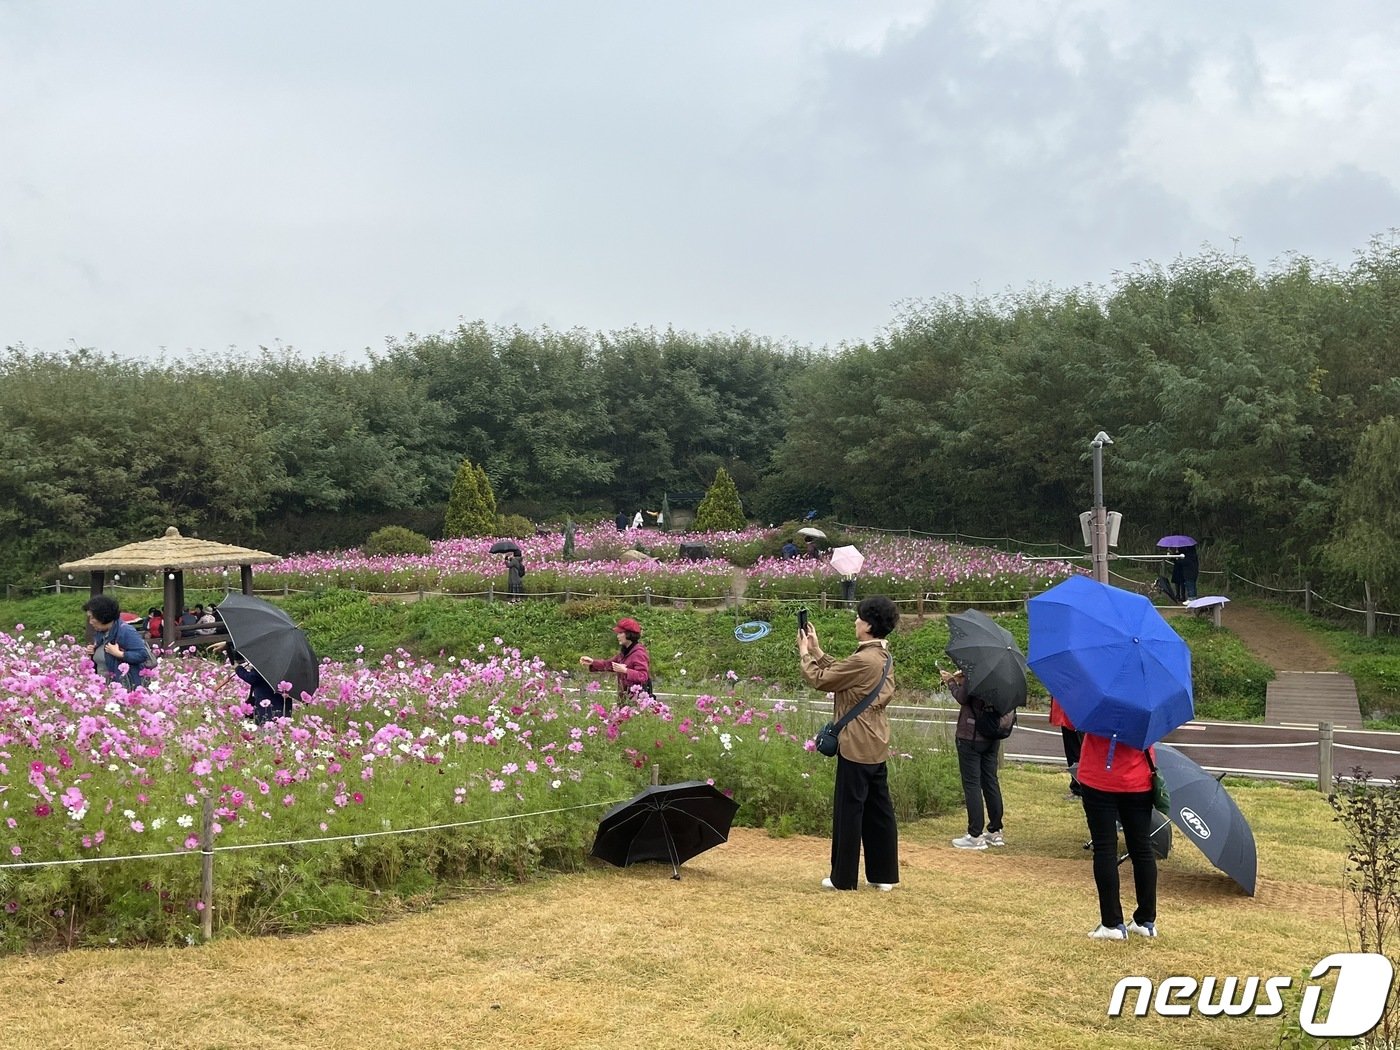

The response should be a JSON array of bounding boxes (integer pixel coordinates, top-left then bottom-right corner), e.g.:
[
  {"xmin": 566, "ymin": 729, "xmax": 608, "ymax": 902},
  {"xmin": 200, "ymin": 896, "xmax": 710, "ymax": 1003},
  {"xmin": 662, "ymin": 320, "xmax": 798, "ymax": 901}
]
[{"xmin": 59, "ymin": 527, "xmax": 281, "ymax": 573}]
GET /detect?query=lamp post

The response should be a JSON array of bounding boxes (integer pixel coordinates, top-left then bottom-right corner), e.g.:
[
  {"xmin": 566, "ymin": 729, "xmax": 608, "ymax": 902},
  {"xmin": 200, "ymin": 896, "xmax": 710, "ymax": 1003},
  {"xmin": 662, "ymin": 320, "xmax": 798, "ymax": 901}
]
[{"xmin": 1090, "ymin": 431, "xmax": 1113, "ymax": 584}]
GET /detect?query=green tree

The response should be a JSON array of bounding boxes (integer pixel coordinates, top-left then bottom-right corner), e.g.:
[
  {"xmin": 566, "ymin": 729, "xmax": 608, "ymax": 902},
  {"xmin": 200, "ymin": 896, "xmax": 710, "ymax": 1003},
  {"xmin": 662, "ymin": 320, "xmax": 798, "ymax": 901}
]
[
  {"xmin": 443, "ymin": 457, "xmax": 495, "ymax": 537},
  {"xmin": 1323, "ymin": 417, "xmax": 1400, "ymax": 606},
  {"xmin": 694, "ymin": 466, "xmax": 746, "ymax": 531}
]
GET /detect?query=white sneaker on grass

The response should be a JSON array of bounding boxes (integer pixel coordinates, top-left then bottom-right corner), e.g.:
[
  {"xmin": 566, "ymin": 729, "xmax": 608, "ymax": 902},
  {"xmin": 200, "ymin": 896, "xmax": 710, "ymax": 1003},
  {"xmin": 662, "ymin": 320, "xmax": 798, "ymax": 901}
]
[
  {"xmin": 1089, "ymin": 923, "xmax": 1128, "ymax": 940},
  {"xmin": 984, "ymin": 830, "xmax": 1005, "ymax": 847},
  {"xmin": 821, "ymin": 877, "xmax": 836, "ymax": 890},
  {"xmin": 1127, "ymin": 920, "xmax": 1157, "ymax": 938},
  {"xmin": 871, "ymin": 882, "xmax": 896, "ymax": 891},
  {"xmin": 951, "ymin": 833, "xmax": 987, "ymax": 850}
]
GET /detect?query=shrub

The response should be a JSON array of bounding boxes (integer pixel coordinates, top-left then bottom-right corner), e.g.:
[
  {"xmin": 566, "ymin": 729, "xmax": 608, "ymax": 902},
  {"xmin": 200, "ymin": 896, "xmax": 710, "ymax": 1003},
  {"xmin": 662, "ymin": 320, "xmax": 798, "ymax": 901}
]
[
  {"xmin": 444, "ymin": 458, "xmax": 498, "ymax": 537},
  {"xmin": 361, "ymin": 526, "xmax": 432, "ymax": 558},
  {"xmin": 694, "ymin": 467, "xmax": 746, "ymax": 532},
  {"xmin": 496, "ymin": 513, "xmax": 536, "ymax": 539}
]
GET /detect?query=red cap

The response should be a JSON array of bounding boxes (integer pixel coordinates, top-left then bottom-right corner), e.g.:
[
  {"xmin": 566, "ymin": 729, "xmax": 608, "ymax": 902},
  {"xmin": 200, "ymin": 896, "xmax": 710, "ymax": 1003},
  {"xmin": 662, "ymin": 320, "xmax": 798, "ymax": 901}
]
[{"xmin": 615, "ymin": 618, "xmax": 643, "ymax": 635}]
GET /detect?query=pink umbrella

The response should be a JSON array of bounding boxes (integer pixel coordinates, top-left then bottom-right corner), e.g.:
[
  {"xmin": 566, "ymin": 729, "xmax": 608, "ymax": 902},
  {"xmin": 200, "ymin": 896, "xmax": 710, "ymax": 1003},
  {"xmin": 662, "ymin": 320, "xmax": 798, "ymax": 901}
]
[{"xmin": 829, "ymin": 545, "xmax": 865, "ymax": 576}]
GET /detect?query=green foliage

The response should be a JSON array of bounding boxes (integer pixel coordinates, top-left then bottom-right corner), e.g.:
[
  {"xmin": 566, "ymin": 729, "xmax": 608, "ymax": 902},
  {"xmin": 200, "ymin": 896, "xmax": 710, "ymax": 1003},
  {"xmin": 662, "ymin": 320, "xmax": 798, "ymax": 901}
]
[
  {"xmin": 495, "ymin": 513, "xmax": 535, "ymax": 539},
  {"xmin": 443, "ymin": 457, "xmax": 497, "ymax": 537},
  {"xmin": 1323, "ymin": 416, "xmax": 1400, "ymax": 608},
  {"xmin": 361, "ymin": 525, "xmax": 431, "ymax": 557},
  {"xmin": 694, "ymin": 466, "xmax": 746, "ymax": 532}
]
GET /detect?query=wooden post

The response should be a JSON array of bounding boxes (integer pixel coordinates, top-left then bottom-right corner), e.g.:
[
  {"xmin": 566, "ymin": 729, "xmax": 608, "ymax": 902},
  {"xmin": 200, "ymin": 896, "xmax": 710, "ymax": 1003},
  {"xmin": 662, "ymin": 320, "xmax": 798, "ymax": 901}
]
[
  {"xmin": 820, "ymin": 590, "xmax": 828, "ymax": 610},
  {"xmin": 917, "ymin": 592, "xmax": 925, "ymax": 618},
  {"xmin": 163, "ymin": 571, "xmax": 179, "ymax": 647},
  {"xmin": 1318, "ymin": 721, "xmax": 1334, "ymax": 793},
  {"xmin": 487, "ymin": 584, "xmax": 494, "ymax": 603},
  {"xmin": 200, "ymin": 795, "xmax": 215, "ymax": 942},
  {"xmin": 54, "ymin": 579, "xmax": 61, "ymax": 595},
  {"xmin": 645, "ymin": 587, "xmax": 652, "ymax": 608},
  {"xmin": 651, "ymin": 763, "xmax": 661, "ymax": 786},
  {"xmin": 240, "ymin": 564, "xmax": 254, "ymax": 595},
  {"xmin": 282, "ymin": 580, "xmax": 289, "ymax": 597},
  {"xmin": 1304, "ymin": 580, "xmax": 1311, "ymax": 616},
  {"xmin": 1365, "ymin": 581, "xmax": 1377, "ymax": 638}
]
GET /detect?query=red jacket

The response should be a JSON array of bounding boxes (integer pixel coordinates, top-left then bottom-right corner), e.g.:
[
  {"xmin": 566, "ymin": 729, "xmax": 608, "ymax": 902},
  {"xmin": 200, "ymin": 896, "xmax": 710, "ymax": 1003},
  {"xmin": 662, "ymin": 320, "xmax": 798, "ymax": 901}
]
[
  {"xmin": 1077, "ymin": 732, "xmax": 1154, "ymax": 793},
  {"xmin": 1048, "ymin": 697, "xmax": 1075, "ymax": 730},
  {"xmin": 589, "ymin": 642, "xmax": 651, "ymax": 699}
]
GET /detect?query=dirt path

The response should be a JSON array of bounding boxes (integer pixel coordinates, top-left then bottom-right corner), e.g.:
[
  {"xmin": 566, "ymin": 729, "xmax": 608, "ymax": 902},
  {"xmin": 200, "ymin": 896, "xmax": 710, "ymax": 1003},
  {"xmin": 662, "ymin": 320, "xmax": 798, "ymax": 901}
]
[{"xmin": 1210, "ymin": 601, "xmax": 1338, "ymax": 672}]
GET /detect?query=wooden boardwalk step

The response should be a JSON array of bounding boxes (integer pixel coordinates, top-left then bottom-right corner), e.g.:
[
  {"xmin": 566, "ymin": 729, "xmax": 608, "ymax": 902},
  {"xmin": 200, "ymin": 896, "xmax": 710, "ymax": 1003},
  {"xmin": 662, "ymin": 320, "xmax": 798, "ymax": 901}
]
[{"xmin": 1264, "ymin": 670, "xmax": 1363, "ymax": 728}]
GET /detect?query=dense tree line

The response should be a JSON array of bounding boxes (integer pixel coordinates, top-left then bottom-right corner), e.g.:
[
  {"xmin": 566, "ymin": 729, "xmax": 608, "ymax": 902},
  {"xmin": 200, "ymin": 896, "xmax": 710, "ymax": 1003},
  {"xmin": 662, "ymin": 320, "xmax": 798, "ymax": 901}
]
[{"xmin": 4, "ymin": 235, "xmax": 1400, "ymax": 602}]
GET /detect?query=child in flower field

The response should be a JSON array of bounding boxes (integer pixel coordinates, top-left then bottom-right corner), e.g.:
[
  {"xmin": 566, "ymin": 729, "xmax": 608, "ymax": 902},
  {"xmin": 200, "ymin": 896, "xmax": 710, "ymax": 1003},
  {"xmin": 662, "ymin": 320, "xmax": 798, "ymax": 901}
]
[{"xmin": 580, "ymin": 617, "xmax": 653, "ymax": 699}]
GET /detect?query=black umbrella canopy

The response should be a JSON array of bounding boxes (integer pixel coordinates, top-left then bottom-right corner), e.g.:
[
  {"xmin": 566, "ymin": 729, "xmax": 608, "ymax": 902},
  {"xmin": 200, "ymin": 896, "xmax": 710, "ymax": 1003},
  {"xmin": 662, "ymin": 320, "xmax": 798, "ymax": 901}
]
[
  {"xmin": 945, "ymin": 610, "xmax": 1029, "ymax": 714},
  {"xmin": 1154, "ymin": 744, "xmax": 1257, "ymax": 895},
  {"xmin": 489, "ymin": 539, "xmax": 523, "ymax": 555},
  {"xmin": 592, "ymin": 781, "xmax": 738, "ymax": 879},
  {"xmin": 215, "ymin": 593, "xmax": 320, "ymax": 701}
]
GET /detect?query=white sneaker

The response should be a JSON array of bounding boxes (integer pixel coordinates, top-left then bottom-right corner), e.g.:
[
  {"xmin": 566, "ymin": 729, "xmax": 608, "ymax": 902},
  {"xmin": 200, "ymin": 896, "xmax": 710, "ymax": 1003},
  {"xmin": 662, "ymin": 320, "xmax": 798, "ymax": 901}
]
[
  {"xmin": 1127, "ymin": 920, "xmax": 1157, "ymax": 938},
  {"xmin": 951, "ymin": 834, "xmax": 987, "ymax": 850},
  {"xmin": 821, "ymin": 877, "xmax": 836, "ymax": 890},
  {"xmin": 871, "ymin": 882, "xmax": 896, "ymax": 891},
  {"xmin": 984, "ymin": 830, "xmax": 1005, "ymax": 847},
  {"xmin": 1089, "ymin": 923, "xmax": 1128, "ymax": 940}
]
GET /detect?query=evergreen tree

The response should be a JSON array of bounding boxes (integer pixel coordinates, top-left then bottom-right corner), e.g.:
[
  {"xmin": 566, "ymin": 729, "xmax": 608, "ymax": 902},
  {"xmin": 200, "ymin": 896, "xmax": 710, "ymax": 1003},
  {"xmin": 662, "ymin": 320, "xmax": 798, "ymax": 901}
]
[
  {"xmin": 444, "ymin": 457, "xmax": 495, "ymax": 537},
  {"xmin": 695, "ymin": 467, "xmax": 746, "ymax": 531}
]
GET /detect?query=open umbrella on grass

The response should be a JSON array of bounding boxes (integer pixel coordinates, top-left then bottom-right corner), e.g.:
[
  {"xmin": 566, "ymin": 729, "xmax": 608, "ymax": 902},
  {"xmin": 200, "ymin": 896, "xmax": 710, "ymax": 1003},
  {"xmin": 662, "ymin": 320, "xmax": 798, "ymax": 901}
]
[
  {"xmin": 592, "ymin": 781, "xmax": 738, "ymax": 879},
  {"xmin": 1153, "ymin": 744, "xmax": 1257, "ymax": 895}
]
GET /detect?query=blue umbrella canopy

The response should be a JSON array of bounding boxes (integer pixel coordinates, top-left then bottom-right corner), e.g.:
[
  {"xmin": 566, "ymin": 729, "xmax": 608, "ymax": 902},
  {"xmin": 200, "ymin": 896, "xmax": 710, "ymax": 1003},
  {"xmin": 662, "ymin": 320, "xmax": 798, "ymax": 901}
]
[{"xmin": 1028, "ymin": 575, "xmax": 1193, "ymax": 750}]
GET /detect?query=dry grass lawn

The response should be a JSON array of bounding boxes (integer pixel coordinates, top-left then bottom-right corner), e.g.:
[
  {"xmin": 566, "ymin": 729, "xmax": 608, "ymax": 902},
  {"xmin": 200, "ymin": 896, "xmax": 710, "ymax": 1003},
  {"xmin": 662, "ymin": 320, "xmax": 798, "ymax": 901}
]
[{"xmin": 0, "ymin": 766, "xmax": 1351, "ymax": 1049}]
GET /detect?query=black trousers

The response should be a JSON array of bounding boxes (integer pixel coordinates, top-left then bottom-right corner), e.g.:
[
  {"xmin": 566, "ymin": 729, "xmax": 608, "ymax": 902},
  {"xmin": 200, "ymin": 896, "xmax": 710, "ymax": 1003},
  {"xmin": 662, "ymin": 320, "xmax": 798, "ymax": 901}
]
[
  {"xmin": 830, "ymin": 755, "xmax": 899, "ymax": 890},
  {"xmin": 1081, "ymin": 785, "xmax": 1157, "ymax": 928},
  {"xmin": 955, "ymin": 738, "xmax": 1003, "ymax": 836}
]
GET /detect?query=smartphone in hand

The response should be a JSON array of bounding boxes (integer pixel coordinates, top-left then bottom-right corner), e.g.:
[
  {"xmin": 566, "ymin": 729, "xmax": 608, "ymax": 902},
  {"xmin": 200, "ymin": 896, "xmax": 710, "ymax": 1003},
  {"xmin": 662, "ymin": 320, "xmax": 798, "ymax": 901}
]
[{"xmin": 797, "ymin": 608, "xmax": 809, "ymax": 634}]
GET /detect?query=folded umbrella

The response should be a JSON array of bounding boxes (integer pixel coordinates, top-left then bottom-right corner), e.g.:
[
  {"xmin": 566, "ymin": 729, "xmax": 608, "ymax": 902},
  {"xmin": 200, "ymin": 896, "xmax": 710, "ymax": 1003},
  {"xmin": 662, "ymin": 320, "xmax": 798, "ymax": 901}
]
[
  {"xmin": 1028, "ymin": 575, "xmax": 1194, "ymax": 750},
  {"xmin": 489, "ymin": 539, "xmax": 523, "ymax": 555},
  {"xmin": 213, "ymin": 593, "xmax": 320, "ymax": 701},
  {"xmin": 1153, "ymin": 744, "xmax": 1257, "ymax": 895},
  {"xmin": 592, "ymin": 781, "xmax": 738, "ymax": 879},
  {"xmin": 945, "ymin": 609, "xmax": 1028, "ymax": 714}
]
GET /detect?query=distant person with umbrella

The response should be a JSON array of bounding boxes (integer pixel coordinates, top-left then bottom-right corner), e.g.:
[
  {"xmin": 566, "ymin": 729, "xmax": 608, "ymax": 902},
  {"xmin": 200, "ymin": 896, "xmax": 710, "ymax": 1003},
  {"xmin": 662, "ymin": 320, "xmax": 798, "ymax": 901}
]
[
  {"xmin": 580, "ymin": 617, "xmax": 653, "ymax": 700},
  {"xmin": 505, "ymin": 551, "xmax": 526, "ymax": 596},
  {"xmin": 945, "ymin": 668, "xmax": 1007, "ymax": 849},
  {"xmin": 798, "ymin": 595, "xmax": 900, "ymax": 892},
  {"xmin": 215, "ymin": 643, "xmax": 289, "ymax": 724},
  {"xmin": 805, "ymin": 537, "xmax": 819, "ymax": 559}
]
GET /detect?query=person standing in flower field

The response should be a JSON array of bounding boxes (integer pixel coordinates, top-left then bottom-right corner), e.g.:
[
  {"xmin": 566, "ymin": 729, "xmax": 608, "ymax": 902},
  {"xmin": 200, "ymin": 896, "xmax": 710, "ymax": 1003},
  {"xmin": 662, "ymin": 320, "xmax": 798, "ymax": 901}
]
[
  {"xmin": 505, "ymin": 551, "xmax": 526, "ymax": 597},
  {"xmin": 580, "ymin": 617, "xmax": 653, "ymax": 699},
  {"xmin": 83, "ymin": 594, "xmax": 151, "ymax": 690},
  {"xmin": 798, "ymin": 595, "xmax": 901, "ymax": 892}
]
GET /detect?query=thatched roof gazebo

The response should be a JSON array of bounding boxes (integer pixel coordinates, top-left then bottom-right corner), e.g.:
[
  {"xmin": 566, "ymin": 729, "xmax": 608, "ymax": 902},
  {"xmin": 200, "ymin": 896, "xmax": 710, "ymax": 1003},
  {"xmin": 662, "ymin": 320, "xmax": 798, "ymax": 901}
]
[{"xmin": 60, "ymin": 527, "xmax": 280, "ymax": 647}]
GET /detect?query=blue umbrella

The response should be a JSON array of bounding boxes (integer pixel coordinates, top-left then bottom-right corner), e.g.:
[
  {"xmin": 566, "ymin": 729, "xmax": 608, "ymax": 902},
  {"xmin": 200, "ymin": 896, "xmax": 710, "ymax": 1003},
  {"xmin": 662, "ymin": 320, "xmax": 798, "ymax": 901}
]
[{"xmin": 1028, "ymin": 575, "xmax": 1193, "ymax": 750}]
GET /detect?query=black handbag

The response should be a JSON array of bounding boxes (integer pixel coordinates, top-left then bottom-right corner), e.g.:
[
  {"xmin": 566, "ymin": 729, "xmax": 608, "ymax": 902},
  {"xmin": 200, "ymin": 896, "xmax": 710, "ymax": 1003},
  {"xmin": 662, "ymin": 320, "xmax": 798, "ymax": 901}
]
[{"xmin": 814, "ymin": 655, "xmax": 892, "ymax": 757}]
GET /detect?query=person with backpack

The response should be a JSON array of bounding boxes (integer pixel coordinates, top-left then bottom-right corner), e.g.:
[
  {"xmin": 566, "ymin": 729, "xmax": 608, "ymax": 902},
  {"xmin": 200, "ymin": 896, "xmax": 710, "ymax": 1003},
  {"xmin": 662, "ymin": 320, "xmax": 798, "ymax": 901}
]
[
  {"xmin": 505, "ymin": 551, "xmax": 526, "ymax": 597},
  {"xmin": 1078, "ymin": 731, "xmax": 1160, "ymax": 940},
  {"xmin": 798, "ymin": 595, "xmax": 901, "ymax": 892},
  {"xmin": 945, "ymin": 667, "xmax": 1010, "ymax": 850}
]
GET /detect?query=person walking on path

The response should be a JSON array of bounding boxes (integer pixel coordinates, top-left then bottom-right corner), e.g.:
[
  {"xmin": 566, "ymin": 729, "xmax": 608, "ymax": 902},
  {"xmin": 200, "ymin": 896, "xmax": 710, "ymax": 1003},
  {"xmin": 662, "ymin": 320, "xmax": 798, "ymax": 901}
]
[
  {"xmin": 84, "ymin": 595, "xmax": 151, "ymax": 690},
  {"xmin": 1079, "ymin": 731, "xmax": 1160, "ymax": 940},
  {"xmin": 1049, "ymin": 696, "xmax": 1083, "ymax": 799},
  {"xmin": 946, "ymin": 668, "xmax": 1006, "ymax": 849},
  {"xmin": 580, "ymin": 617, "xmax": 653, "ymax": 700},
  {"xmin": 798, "ymin": 595, "xmax": 901, "ymax": 892}
]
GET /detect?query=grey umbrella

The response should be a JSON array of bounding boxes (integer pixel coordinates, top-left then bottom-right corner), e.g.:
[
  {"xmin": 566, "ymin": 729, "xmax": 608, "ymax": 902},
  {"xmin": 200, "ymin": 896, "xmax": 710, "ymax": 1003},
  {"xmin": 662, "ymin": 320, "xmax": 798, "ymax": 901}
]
[
  {"xmin": 945, "ymin": 609, "xmax": 1029, "ymax": 714},
  {"xmin": 1154, "ymin": 744, "xmax": 1257, "ymax": 895}
]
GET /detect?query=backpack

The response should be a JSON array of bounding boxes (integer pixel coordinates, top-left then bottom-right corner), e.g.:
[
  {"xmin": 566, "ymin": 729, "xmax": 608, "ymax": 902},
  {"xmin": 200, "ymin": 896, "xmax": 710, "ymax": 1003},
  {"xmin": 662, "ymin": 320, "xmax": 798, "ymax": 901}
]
[{"xmin": 973, "ymin": 700, "xmax": 1017, "ymax": 741}]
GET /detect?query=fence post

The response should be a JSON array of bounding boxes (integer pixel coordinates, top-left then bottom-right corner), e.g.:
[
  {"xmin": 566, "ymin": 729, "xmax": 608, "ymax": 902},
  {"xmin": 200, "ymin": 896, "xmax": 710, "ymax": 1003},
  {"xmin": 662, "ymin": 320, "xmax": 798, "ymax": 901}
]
[
  {"xmin": 1365, "ymin": 581, "xmax": 1377, "ymax": 638},
  {"xmin": 1317, "ymin": 721, "xmax": 1334, "ymax": 793},
  {"xmin": 200, "ymin": 795, "xmax": 216, "ymax": 942},
  {"xmin": 54, "ymin": 579, "xmax": 62, "ymax": 594},
  {"xmin": 487, "ymin": 585, "xmax": 494, "ymax": 604},
  {"xmin": 1304, "ymin": 580, "xmax": 1312, "ymax": 617},
  {"xmin": 917, "ymin": 592, "xmax": 925, "ymax": 617},
  {"xmin": 282, "ymin": 581, "xmax": 289, "ymax": 597},
  {"xmin": 645, "ymin": 586, "xmax": 653, "ymax": 608},
  {"xmin": 650, "ymin": 763, "xmax": 661, "ymax": 787},
  {"xmin": 820, "ymin": 590, "xmax": 828, "ymax": 610}
]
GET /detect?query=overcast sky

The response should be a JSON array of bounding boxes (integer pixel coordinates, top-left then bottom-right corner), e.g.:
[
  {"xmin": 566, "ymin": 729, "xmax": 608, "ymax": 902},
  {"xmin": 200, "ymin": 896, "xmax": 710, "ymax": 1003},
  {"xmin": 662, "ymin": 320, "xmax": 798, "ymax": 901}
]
[{"xmin": 3, "ymin": 1, "xmax": 1398, "ymax": 360}]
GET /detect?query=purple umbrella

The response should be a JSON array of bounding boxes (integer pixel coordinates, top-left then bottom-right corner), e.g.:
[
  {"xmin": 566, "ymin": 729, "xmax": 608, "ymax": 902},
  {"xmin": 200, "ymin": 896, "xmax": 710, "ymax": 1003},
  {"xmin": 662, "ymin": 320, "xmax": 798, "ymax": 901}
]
[{"xmin": 1156, "ymin": 535, "xmax": 1197, "ymax": 548}]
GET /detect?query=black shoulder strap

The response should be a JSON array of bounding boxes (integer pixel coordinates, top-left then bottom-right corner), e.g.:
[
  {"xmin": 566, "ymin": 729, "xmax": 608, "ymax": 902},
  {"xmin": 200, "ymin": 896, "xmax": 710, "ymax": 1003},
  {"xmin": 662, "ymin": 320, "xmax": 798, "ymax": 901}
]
[{"xmin": 832, "ymin": 654, "xmax": 893, "ymax": 732}]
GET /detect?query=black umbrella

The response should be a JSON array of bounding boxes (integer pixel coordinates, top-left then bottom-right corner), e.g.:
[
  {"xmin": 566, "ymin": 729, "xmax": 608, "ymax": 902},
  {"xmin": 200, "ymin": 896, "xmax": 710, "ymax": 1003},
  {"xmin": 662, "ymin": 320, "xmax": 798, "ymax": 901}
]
[
  {"xmin": 214, "ymin": 593, "xmax": 320, "ymax": 701},
  {"xmin": 946, "ymin": 609, "xmax": 1029, "ymax": 714},
  {"xmin": 489, "ymin": 539, "xmax": 523, "ymax": 554},
  {"xmin": 591, "ymin": 781, "xmax": 739, "ymax": 879},
  {"xmin": 1154, "ymin": 744, "xmax": 1257, "ymax": 895}
]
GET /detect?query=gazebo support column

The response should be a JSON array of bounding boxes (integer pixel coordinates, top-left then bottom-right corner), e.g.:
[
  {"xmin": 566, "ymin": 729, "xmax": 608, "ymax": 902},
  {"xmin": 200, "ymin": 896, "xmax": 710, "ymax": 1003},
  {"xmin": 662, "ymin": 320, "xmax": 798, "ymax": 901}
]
[
  {"xmin": 162, "ymin": 571, "xmax": 179, "ymax": 648},
  {"xmin": 89, "ymin": 571, "xmax": 106, "ymax": 598},
  {"xmin": 240, "ymin": 564, "xmax": 253, "ymax": 596}
]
